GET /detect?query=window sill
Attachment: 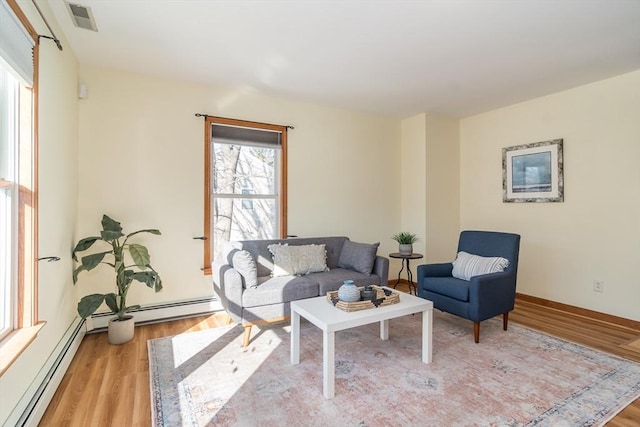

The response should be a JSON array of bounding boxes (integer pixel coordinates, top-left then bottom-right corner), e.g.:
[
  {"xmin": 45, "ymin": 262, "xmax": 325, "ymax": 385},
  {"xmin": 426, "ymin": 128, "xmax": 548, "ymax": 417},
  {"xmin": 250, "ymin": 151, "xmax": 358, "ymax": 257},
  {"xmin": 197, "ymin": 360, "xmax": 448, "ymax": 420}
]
[{"xmin": 0, "ymin": 322, "xmax": 46, "ymax": 377}]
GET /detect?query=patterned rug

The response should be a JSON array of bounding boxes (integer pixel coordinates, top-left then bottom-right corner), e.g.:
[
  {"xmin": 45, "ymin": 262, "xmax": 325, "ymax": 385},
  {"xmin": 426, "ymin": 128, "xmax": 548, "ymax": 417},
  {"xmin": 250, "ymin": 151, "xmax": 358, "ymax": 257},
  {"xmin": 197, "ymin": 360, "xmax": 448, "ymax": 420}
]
[{"xmin": 148, "ymin": 311, "xmax": 640, "ymax": 426}]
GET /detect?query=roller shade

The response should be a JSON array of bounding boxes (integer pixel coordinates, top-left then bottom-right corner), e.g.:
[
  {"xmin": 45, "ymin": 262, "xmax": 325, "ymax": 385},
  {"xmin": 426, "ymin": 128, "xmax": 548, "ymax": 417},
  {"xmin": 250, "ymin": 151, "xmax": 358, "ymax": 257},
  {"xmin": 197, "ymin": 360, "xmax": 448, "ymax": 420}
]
[
  {"xmin": 0, "ymin": 1, "xmax": 34, "ymax": 85},
  {"xmin": 212, "ymin": 124, "xmax": 281, "ymax": 149}
]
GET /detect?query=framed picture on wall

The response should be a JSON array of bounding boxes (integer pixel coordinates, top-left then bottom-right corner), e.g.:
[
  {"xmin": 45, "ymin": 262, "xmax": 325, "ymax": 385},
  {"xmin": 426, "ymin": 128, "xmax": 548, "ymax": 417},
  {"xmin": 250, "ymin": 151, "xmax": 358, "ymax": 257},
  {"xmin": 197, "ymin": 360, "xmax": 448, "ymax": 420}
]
[{"xmin": 502, "ymin": 139, "xmax": 564, "ymax": 203}]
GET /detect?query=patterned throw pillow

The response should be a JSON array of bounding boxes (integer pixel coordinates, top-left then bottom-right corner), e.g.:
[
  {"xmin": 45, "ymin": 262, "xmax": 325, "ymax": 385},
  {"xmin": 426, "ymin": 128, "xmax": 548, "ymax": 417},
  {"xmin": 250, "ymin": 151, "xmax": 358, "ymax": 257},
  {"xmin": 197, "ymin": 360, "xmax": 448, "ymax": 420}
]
[
  {"xmin": 451, "ymin": 251, "xmax": 510, "ymax": 281},
  {"xmin": 268, "ymin": 244, "xmax": 329, "ymax": 277}
]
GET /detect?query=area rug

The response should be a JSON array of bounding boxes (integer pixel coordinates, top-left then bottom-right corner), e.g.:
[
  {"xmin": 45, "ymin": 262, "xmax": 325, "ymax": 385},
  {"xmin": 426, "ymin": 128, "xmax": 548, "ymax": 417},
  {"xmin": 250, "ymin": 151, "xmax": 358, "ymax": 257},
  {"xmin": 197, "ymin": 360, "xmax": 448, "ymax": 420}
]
[{"xmin": 148, "ymin": 311, "xmax": 640, "ymax": 426}]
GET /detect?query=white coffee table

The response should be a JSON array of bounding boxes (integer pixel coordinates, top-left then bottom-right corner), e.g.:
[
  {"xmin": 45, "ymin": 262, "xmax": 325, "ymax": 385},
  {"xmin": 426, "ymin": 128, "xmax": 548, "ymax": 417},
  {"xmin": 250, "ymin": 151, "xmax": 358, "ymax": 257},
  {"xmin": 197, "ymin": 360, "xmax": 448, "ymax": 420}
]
[{"xmin": 290, "ymin": 288, "xmax": 433, "ymax": 399}]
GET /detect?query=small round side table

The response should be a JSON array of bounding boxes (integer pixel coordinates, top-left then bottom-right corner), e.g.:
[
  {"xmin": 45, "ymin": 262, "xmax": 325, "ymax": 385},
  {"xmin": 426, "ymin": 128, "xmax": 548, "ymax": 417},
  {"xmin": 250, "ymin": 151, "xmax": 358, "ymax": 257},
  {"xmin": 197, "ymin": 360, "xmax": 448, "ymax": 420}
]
[{"xmin": 389, "ymin": 252, "xmax": 424, "ymax": 295}]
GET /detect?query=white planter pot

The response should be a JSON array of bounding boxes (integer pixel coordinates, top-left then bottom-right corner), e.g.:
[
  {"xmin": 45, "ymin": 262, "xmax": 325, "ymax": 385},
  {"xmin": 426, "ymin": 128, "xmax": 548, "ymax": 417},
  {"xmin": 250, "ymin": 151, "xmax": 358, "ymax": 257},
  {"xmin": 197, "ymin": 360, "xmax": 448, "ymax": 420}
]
[
  {"xmin": 108, "ymin": 315, "xmax": 135, "ymax": 344},
  {"xmin": 399, "ymin": 244, "xmax": 413, "ymax": 255}
]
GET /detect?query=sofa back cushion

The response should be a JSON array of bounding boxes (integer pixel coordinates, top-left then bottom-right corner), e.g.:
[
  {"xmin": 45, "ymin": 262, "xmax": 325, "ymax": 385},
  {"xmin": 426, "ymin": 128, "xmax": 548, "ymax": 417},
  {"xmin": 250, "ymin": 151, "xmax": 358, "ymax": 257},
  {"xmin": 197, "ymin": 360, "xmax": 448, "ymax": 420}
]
[
  {"xmin": 337, "ymin": 240, "xmax": 380, "ymax": 275},
  {"xmin": 237, "ymin": 236, "xmax": 348, "ymax": 277},
  {"xmin": 457, "ymin": 231, "xmax": 521, "ymax": 275},
  {"xmin": 221, "ymin": 242, "xmax": 258, "ymax": 288}
]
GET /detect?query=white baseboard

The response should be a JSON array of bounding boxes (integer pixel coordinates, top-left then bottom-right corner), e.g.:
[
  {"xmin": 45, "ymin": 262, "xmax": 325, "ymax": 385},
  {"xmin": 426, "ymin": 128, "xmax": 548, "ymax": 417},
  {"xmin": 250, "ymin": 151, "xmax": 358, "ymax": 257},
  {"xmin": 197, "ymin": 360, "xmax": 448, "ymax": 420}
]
[
  {"xmin": 86, "ymin": 296, "xmax": 223, "ymax": 331},
  {"xmin": 6, "ymin": 296, "xmax": 223, "ymax": 427},
  {"xmin": 5, "ymin": 317, "xmax": 85, "ymax": 427}
]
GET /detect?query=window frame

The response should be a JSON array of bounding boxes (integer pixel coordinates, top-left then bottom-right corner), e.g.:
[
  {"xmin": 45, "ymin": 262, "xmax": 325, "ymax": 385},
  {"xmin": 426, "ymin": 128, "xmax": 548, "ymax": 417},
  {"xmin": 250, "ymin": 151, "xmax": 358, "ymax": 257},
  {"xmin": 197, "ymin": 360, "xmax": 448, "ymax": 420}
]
[
  {"xmin": 0, "ymin": 0, "xmax": 43, "ymax": 377},
  {"xmin": 202, "ymin": 116, "xmax": 288, "ymax": 274}
]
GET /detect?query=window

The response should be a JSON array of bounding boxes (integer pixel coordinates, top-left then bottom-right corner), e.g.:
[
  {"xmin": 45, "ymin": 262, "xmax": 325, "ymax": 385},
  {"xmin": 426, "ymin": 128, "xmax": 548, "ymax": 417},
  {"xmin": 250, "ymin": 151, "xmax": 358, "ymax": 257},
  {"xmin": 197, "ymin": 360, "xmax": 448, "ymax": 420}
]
[
  {"xmin": 203, "ymin": 116, "xmax": 288, "ymax": 274},
  {"xmin": 0, "ymin": 0, "xmax": 41, "ymax": 375}
]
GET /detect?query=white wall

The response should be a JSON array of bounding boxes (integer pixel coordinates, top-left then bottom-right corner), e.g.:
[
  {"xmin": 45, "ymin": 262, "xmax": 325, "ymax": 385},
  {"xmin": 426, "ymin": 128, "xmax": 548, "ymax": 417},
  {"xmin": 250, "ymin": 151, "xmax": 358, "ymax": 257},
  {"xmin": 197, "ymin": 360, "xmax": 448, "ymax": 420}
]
[
  {"xmin": 460, "ymin": 71, "xmax": 640, "ymax": 321},
  {"xmin": 0, "ymin": 1, "xmax": 79, "ymax": 423},
  {"xmin": 75, "ymin": 65, "xmax": 401, "ymax": 306}
]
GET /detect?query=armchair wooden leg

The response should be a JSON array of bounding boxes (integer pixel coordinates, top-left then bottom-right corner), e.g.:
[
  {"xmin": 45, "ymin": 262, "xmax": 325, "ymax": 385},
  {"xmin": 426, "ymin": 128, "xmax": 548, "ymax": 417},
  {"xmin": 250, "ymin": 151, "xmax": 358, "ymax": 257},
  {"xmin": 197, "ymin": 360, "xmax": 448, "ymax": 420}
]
[
  {"xmin": 225, "ymin": 314, "xmax": 233, "ymax": 325},
  {"xmin": 503, "ymin": 312, "xmax": 509, "ymax": 331},
  {"xmin": 474, "ymin": 322, "xmax": 480, "ymax": 343},
  {"xmin": 242, "ymin": 325, "xmax": 252, "ymax": 347}
]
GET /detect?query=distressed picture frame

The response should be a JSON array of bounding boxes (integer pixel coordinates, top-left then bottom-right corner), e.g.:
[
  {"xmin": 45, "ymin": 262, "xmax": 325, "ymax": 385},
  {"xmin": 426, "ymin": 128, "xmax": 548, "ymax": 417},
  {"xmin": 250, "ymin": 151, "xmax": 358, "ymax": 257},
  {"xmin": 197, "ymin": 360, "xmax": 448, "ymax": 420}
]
[{"xmin": 503, "ymin": 139, "xmax": 564, "ymax": 203}]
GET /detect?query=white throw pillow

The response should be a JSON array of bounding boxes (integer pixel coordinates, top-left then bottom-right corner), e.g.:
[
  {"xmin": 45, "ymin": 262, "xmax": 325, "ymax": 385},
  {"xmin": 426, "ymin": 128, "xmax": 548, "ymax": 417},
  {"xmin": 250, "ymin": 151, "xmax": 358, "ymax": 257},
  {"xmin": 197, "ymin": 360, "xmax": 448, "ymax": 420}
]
[
  {"xmin": 451, "ymin": 251, "xmax": 510, "ymax": 281},
  {"xmin": 268, "ymin": 243, "xmax": 328, "ymax": 277}
]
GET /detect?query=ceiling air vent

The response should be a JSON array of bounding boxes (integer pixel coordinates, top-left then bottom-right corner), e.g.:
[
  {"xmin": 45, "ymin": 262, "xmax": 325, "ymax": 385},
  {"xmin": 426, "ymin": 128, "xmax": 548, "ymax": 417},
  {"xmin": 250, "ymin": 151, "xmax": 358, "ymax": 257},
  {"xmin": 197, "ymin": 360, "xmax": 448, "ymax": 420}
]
[{"xmin": 65, "ymin": 1, "xmax": 98, "ymax": 32}]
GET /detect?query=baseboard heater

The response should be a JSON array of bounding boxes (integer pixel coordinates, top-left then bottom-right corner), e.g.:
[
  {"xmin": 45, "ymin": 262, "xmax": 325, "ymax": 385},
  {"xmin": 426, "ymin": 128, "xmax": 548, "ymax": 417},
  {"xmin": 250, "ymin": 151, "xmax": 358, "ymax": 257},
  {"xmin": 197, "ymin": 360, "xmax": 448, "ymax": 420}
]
[
  {"xmin": 7, "ymin": 318, "xmax": 85, "ymax": 427},
  {"xmin": 7, "ymin": 296, "xmax": 223, "ymax": 426},
  {"xmin": 86, "ymin": 296, "xmax": 223, "ymax": 331}
]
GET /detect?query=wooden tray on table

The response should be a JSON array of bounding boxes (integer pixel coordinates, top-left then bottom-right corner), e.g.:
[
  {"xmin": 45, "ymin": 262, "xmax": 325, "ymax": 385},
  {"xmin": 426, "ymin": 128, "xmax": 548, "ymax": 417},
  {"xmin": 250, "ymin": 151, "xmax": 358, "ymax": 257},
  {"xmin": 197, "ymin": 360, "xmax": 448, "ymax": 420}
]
[{"xmin": 326, "ymin": 285, "xmax": 400, "ymax": 312}]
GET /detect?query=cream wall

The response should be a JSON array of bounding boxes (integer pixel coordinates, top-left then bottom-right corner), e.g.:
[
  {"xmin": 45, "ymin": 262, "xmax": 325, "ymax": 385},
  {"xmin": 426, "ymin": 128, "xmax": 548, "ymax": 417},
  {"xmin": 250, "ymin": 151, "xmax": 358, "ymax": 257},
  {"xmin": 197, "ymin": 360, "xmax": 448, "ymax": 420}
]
[
  {"xmin": 0, "ymin": 1, "xmax": 79, "ymax": 423},
  {"xmin": 76, "ymin": 65, "xmax": 401, "ymax": 307},
  {"xmin": 425, "ymin": 115, "xmax": 460, "ymax": 262},
  {"xmin": 400, "ymin": 114, "xmax": 427, "ymax": 275},
  {"xmin": 399, "ymin": 114, "xmax": 460, "ymax": 281},
  {"xmin": 460, "ymin": 71, "xmax": 640, "ymax": 321}
]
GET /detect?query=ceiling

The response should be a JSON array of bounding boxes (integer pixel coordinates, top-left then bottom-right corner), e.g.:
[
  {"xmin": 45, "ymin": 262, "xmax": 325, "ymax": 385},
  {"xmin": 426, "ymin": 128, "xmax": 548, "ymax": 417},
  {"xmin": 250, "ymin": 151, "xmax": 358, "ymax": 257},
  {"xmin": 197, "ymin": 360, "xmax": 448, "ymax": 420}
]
[{"xmin": 41, "ymin": 0, "xmax": 640, "ymax": 118}]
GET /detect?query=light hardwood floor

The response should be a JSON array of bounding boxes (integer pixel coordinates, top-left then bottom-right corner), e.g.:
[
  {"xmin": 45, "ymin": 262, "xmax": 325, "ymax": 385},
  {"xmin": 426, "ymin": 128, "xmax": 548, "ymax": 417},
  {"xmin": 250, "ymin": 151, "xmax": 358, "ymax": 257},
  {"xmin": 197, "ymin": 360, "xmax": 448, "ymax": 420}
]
[{"xmin": 39, "ymin": 288, "xmax": 640, "ymax": 426}]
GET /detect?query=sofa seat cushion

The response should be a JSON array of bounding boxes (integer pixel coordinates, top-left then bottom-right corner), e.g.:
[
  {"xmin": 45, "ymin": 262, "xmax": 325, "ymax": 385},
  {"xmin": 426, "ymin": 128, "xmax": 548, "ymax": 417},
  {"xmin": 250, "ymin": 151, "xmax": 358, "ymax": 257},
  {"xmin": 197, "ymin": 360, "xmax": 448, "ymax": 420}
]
[
  {"xmin": 312, "ymin": 268, "xmax": 381, "ymax": 295},
  {"xmin": 422, "ymin": 277, "xmax": 469, "ymax": 302},
  {"xmin": 242, "ymin": 276, "xmax": 319, "ymax": 308}
]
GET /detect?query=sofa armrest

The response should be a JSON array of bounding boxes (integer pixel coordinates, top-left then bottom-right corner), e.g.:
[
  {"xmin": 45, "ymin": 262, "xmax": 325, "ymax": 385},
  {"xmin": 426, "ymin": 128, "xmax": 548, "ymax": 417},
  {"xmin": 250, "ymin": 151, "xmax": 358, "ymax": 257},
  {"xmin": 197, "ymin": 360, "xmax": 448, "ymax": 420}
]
[
  {"xmin": 372, "ymin": 255, "xmax": 389, "ymax": 286},
  {"xmin": 211, "ymin": 258, "xmax": 244, "ymax": 323}
]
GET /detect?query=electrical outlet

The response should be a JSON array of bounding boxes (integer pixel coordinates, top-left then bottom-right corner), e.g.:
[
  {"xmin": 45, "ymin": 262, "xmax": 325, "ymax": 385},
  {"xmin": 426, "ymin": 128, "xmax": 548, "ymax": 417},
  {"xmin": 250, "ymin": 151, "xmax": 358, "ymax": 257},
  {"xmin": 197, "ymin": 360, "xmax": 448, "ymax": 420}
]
[{"xmin": 593, "ymin": 280, "xmax": 604, "ymax": 293}]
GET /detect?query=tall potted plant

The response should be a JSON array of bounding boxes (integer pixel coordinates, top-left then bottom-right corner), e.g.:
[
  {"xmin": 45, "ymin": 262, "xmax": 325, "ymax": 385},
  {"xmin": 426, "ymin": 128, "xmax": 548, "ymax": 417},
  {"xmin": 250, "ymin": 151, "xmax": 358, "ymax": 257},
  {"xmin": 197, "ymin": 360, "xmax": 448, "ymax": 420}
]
[
  {"xmin": 72, "ymin": 214, "xmax": 163, "ymax": 344},
  {"xmin": 392, "ymin": 232, "xmax": 418, "ymax": 255}
]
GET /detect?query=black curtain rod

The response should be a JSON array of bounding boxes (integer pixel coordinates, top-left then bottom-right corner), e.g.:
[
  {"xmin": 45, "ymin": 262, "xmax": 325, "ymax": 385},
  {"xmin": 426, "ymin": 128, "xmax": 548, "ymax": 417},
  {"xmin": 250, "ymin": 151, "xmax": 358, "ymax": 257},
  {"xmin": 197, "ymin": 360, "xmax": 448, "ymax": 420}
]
[
  {"xmin": 32, "ymin": 0, "xmax": 63, "ymax": 51},
  {"xmin": 195, "ymin": 113, "xmax": 294, "ymax": 130}
]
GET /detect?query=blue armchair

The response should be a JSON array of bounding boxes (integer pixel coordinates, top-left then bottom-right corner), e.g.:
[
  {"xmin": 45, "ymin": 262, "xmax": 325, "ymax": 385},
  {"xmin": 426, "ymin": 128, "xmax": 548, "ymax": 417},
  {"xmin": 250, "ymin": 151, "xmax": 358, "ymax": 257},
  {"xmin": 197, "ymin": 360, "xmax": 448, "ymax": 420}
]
[{"xmin": 417, "ymin": 231, "xmax": 521, "ymax": 343}]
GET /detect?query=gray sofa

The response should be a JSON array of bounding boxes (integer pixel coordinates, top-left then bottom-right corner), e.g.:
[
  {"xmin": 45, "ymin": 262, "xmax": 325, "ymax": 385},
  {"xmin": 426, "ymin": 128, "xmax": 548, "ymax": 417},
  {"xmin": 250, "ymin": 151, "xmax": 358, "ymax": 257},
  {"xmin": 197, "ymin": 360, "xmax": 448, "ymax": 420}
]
[{"xmin": 212, "ymin": 236, "xmax": 389, "ymax": 346}]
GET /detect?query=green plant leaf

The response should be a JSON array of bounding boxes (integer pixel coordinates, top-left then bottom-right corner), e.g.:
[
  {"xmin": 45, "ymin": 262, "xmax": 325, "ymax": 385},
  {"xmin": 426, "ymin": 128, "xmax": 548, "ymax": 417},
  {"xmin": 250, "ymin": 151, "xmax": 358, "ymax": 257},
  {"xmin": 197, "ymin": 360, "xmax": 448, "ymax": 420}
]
[
  {"xmin": 104, "ymin": 293, "xmax": 118, "ymax": 313},
  {"xmin": 391, "ymin": 232, "xmax": 417, "ymax": 244},
  {"xmin": 147, "ymin": 265, "xmax": 163, "ymax": 292},
  {"xmin": 102, "ymin": 215, "xmax": 123, "ymax": 233},
  {"xmin": 77, "ymin": 294, "xmax": 105, "ymax": 318},
  {"xmin": 128, "ymin": 244, "xmax": 150, "ymax": 268},
  {"xmin": 81, "ymin": 251, "xmax": 111, "ymax": 271},
  {"xmin": 154, "ymin": 275, "xmax": 163, "ymax": 292},
  {"xmin": 126, "ymin": 304, "xmax": 141, "ymax": 311},
  {"xmin": 72, "ymin": 237, "xmax": 100, "ymax": 261},
  {"xmin": 72, "ymin": 265, "xmax": 86, "ymax": 284},
  {"xmin": 101, "ymin": 230, "xmax": 124, "ymax": 241},
  {"xmin": 130, "ymin": 271, "xmax": 156, "ymax": 288},
  {"xmin": 126, "ymin": 229, "xmax": 161, "ymax": 239},
  {"xmin": 101, "ymin": 215, "xmax": 124, "ymax": 241}
]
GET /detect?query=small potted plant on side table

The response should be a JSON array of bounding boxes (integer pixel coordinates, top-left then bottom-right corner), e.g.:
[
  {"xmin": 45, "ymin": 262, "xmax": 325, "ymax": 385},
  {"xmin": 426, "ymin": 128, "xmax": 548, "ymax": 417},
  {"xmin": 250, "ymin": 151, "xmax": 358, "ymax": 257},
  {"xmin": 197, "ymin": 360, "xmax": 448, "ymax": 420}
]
[
  {"xmin": 72, "ymin": 214, "xmax": 163, "ymax": 344},
  {"xmin": 392, "ymin": 232, "xmax": 417, "ymax": 255}
]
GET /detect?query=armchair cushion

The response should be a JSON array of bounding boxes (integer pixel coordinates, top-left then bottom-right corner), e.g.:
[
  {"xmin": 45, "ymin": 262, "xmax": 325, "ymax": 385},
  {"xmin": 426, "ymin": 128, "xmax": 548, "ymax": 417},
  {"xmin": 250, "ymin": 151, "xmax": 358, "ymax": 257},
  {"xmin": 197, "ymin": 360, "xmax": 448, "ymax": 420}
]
[
  {"xmin": 424, "ymin": 277, "xmax": 469, "ymax": 302},
  {"xmin": 451, "ymin": 251, "xmax": 509, "ymax": 281},
  {"xmin": 337, "ymin": 240, "xmax": 380, "ymax": 275}
]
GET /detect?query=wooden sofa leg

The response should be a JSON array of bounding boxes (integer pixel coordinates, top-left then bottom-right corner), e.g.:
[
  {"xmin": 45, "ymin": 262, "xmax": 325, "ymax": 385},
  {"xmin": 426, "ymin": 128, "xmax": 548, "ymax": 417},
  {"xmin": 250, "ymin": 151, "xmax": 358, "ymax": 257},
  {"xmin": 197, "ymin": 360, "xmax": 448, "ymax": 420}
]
[
  {"xmin": 242, "ymin": 325, "xmax": 252, "ymax": 347},
  {"xmin": 225, "ymin": 314, "xmax": 233, "ymax": 325},
  {"xmin": 474, "ymin": 322, "xmax": 480, "ymax": 343},
  {"xmin": 503, "ymin": 312, "xmax": 509, "ymax": 331}
]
